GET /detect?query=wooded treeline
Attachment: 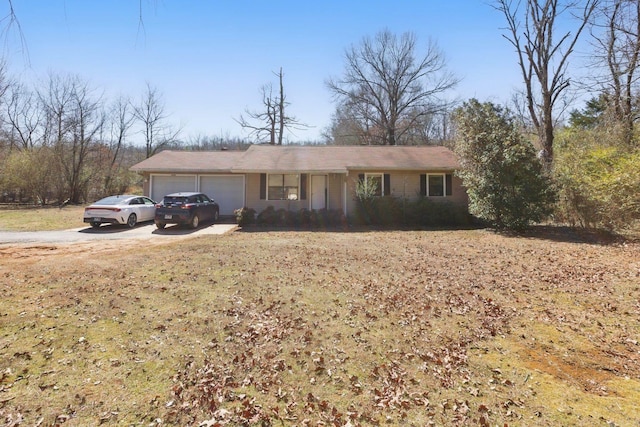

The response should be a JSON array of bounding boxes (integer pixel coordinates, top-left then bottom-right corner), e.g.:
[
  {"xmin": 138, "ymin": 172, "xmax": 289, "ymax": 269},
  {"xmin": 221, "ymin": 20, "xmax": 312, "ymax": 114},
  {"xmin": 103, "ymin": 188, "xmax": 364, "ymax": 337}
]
[{"xmin": 0, "ymin": 71, "xmax": 253, "ymax": 205}]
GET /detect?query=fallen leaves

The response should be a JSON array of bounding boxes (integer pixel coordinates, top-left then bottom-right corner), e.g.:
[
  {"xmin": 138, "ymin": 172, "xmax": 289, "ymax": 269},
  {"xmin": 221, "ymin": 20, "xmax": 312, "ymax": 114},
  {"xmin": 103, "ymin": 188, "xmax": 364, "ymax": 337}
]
[{"xmin": 1, "ymin": 229, "xmax": 639, "ymax": 425}]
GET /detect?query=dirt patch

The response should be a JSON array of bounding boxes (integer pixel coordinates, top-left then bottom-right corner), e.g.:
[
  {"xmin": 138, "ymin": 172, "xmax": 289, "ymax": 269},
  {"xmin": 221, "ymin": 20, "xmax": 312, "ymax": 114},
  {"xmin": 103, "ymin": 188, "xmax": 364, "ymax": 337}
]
[{"xmin": 0, "ymin": 241, "xmax": 132, "ymax": 263}]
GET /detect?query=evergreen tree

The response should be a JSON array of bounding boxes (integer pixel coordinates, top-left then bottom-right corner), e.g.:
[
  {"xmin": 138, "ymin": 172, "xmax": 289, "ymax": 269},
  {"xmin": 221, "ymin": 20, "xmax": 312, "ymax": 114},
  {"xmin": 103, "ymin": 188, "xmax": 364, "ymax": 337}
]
[{"xmin": 453, "ymin": 99, "xmax": 556, "ymax": 230}]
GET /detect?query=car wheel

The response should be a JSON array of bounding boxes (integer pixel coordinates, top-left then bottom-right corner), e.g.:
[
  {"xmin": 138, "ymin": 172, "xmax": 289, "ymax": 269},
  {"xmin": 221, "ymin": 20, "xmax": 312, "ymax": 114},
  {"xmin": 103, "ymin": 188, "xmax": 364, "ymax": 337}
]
[
  {"xmin": 127, "ymin": 213, "xmax": 137, "ymax": 228},
  {"xmin": 213, "ymin": 209, "xmax": 219, "ymax": 222},
  {"xmin": 90, "ymin": 222, "xmax": 101, "ymax": 228},
  {"xmin": 191, "ymin": 214, "xmax": 200, "ymax": 229},
  {"xmin": 156, "ymin": 223, "xmax": 166, "ymax": 229}
]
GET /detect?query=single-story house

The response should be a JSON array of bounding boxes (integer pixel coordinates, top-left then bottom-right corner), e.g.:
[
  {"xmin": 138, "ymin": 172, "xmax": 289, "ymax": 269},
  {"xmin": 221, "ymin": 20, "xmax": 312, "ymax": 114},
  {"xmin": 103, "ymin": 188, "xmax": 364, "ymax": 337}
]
[{"xmin": 129, "ymin": 145, "xmax": 468, "ymax": 217}]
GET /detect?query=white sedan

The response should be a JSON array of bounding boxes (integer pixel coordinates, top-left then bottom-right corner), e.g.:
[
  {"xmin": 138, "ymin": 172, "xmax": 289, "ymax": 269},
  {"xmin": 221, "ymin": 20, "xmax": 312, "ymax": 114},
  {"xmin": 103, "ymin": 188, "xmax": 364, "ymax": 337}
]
[{"xmin": 83, "ymin": 195, "xmax": 157, "ymax": 228}]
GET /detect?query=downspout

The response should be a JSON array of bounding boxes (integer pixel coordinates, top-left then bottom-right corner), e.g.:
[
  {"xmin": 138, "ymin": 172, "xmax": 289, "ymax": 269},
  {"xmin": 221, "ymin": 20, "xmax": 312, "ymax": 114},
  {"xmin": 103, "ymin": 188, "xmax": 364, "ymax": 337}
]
[{"xmin": 343, "ymin": 172, "xmax": 348, "ymax": 217}]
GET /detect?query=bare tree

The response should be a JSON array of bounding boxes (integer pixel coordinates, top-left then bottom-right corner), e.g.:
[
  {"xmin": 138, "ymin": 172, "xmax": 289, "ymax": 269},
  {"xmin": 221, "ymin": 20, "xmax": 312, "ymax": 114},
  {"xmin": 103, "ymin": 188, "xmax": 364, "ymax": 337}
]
[
  {"xmin": 100, "ymin": 95, "xmax": 134, "ymax": 194},
  {"xmin": 237, "ymin": 82, "xmax": 278, "ymax": 144},
  {"xmin": 323, "ymin": 104, "xmax": 376, "ymax": 145},
  {"xmin": 132, "ymin": 82, "xmax": 181, "ymax": 157},
  {"xmin": 65, "ymin": 77, "xmax": 105, "ymax": 203},
  {"xmin": 38, "ymin": 72, "xmax": 75, "ymax": 147},
  {"xmin": 326, "ymin": 29, "xmax": 458, "ymax": 146},
  {"xmin": 236, "ymin": 68, "xmax": 308, "ymax": 145},
  {"xmin": 5, "ymin": 82, "xmax": 42, "ymax": 150},
  {"xmin": 588, "ymin": 0, "xmax": 640, "ymax": 145},
  {"xmin": 495, "ymin": 0, "xmax": 599, "ymax": 162},
  {"xmin": 37, "ymin": 73, "xmax": 105, "ymax": 203}
]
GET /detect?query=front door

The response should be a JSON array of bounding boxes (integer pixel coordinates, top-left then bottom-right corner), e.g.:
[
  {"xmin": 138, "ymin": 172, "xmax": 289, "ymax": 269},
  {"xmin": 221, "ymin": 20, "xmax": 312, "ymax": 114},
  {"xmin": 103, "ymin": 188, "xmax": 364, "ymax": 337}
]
[{"xmin": 311, "ymin": 175, "xmax": 327, "ymax": 210}]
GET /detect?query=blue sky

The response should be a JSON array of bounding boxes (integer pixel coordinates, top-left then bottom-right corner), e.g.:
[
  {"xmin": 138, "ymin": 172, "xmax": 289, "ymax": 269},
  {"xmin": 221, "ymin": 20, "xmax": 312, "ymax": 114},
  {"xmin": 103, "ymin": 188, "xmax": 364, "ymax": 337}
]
[{"xmin": 1, "ymin": 1, "xmax": 558, "ymax": 143}]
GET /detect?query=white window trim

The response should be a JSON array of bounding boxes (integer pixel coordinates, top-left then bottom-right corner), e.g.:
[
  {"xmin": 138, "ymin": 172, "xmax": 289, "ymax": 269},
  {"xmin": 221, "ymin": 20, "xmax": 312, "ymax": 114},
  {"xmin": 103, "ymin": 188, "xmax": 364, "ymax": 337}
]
[
  {"xmin": 365, "ymin": 173, "xmax": 384, "ymax": 197},
  {"xmin": 267, "ymin": 173, "xmax": 300, "ymax": 201},
  {"xmin": 427, "ymin": 173, "xmax": 446, "ymax": 197}
]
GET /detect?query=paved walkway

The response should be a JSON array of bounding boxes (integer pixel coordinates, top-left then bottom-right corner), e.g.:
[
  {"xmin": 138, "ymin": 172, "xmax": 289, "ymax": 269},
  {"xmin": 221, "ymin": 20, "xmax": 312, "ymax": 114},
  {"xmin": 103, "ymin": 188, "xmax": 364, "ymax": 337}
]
[{"xmin": 0, "ymin": 222, "xmax": 238, "ymax": 245}]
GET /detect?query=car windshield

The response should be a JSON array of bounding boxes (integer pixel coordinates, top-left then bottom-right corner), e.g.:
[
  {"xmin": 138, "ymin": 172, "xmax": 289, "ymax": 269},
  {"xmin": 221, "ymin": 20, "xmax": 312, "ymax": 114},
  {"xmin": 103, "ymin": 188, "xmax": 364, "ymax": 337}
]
[
  {"xmin": 163, "ymin": 196, "xmax": 189, "ymax": 207},
  {"xmin": 93, "ymin": 195, "xmax": 134, "ymax": 205}
]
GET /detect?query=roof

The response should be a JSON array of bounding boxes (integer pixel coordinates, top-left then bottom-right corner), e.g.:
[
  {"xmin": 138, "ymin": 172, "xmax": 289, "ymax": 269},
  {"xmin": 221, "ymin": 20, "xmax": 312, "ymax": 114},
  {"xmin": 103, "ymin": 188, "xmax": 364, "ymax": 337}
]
[
  {"xmin": 231, "ymin": 145, "xmax": 459, "ymax": 173},
  {"xmin": 130, "ymin": 145, "xmax": 460, "ymax": 174},
  {"xmin": 129, "ymin": 150, "xmax": 245, "ymax": 173}
]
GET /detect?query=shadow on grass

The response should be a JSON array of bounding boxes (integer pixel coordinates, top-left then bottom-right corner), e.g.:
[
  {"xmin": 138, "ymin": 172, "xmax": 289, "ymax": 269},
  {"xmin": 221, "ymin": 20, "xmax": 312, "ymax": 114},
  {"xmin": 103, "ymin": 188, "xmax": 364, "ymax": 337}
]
[
  {"xmin": 235, "ymin": 222, "xmax": 634, "ymax": 246},
  {"xmin": 498, "ymin": 225, "xmax": 629, "ymax": 245},
  {"xmin": 235, "ymin": 223, "xmax": 483, "ymax": 234}
]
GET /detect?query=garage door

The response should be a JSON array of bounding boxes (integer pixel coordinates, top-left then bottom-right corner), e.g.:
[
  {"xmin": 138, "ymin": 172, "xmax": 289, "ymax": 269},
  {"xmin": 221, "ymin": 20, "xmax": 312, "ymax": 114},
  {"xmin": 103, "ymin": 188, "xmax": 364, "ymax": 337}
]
[
  {"xmin": 200, "ymin": 175, "xmax": 245, "ymax": 216},
  {"xmin": 150, "ymin": 175, "xmax": 197, "ymax": 202}
]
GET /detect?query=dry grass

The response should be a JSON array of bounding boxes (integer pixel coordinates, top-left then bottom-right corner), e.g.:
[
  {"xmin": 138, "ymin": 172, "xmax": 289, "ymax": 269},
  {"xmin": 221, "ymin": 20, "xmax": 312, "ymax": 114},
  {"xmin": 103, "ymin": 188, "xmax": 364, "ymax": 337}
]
[
  {"xmin": 0, "ymin": 228, "xmax": 639, "ymax": 426},
  {"xmin": 0, "ymin": 206, "xmax": 86, "ymax": 231}
]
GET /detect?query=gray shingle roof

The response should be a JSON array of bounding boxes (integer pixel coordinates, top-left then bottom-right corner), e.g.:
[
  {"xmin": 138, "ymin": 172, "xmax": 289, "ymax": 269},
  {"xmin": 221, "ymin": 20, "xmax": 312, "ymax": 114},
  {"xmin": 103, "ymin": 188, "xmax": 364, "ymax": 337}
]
[
  {"xmin": 130, "ymin": 145, "xmax": 460, "ymax": 173},
  {"xmin": 130, "ymin": 150, "xmax": 244, "ymax": 173}
]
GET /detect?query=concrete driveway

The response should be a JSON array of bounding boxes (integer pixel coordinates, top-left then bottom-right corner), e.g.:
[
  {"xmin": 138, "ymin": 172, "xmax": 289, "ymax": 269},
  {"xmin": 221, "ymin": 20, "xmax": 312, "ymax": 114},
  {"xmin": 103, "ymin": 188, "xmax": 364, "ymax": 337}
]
[{"xmin": 0, "ymin": 221, "xmax": 238, "ymax": 245}]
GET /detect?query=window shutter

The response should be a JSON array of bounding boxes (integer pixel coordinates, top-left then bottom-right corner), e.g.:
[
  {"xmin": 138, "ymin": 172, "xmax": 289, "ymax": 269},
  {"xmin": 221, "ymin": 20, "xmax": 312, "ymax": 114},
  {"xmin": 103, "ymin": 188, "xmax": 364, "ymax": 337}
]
[
  {"xmin": 446, "ymin": 174, "xmax": 453, "ymax": 196},
  {"xmin": 300, "ymin": 174, "xmax": 307, "ymax": 200},
  {"xmin": 260, "ymin": 173, "xmax": 266, "ymax": 200},
  {"xmin": 420, "ymin": 174, "xmax": 426, "ymax": 196},
  {"xmin": 384, "ymin": 174, "xmax": 390, "ymax": 196}
]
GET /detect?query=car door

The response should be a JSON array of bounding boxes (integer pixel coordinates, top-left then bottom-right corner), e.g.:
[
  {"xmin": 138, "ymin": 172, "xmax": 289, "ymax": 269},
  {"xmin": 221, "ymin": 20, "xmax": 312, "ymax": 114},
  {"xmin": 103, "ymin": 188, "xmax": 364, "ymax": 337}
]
[
  {"xmin": 197, "ymin": 194, "xmax": 211, "ymax": 221},
  {"xmin": 192, "ymin": 195, "xmax": 205, "ymax": 221},
  {"xmin": 204, "ymin": 195, "xmax": 216, "ymax": 221},
  {"xmin": 128, "ymin": 198, "xmax": 142, "ymax": 221},
  {"xmin": 140, "ymin": 197, "xmax": 156, "ymax": 221}
]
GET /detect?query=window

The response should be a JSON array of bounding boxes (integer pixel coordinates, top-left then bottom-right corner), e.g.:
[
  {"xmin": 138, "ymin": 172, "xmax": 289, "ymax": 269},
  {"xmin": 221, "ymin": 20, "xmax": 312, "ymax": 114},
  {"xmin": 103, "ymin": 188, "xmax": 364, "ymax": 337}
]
[
  {"xmin": 268, "ymin": 174, "xmax": 299, "ymax": 200},
  {"xmin": 421, "ymin": 174, "xmax": 453, "ymax": 197},
  {"xmin": 365, "ymin": 173, "xmax": 383, "ymax": 197},
  {"xmin": 428, "ymin": 174, "xmax": 445, "ymax": 197}
]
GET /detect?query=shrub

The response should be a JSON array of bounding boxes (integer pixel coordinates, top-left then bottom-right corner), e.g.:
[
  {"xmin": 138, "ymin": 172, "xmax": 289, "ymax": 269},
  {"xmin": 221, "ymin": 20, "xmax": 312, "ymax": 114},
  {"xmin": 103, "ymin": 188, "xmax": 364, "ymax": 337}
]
[
  {"xmin": 453, "ymin": 99, "xmax": 556, "ymax": 231},
  {"xmin": 554, "ymin": 129, "xmax": 640, "ymax": 231},
  {"xmin": 312, "ymin": 208, "xmax": 347, "ymax": 228},
  {"xmin": 354, "ymin": 195, "xmax": 403, "ymax": 226},
  {"xmin": 405, "ymin": 198, "xmax": 471, "ymax": 227},
  {"xmin": 234, "ymin": 207, "xmax": 256, "ymax": 227},
  {"xmin": 254, "ymin": 206, "xmax": 346, "ymax": 228},
  {"xmin": 352, "ymin": 196, "xmax": 471, "ymax": 228},
  {"xmin": 256, "ymin": 206, "xmax": 278, "ymax": 226}
]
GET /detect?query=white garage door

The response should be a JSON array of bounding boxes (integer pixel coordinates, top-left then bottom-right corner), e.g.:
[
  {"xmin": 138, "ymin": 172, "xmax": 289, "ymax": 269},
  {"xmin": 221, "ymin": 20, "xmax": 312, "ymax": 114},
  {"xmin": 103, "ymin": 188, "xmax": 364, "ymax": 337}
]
[
  {"xmin": 151, "ymin": 175, "xmax": 197, "ymax": 202},
  {"xmin": 200, "ymin": 175, "xmax": 245, "ymax": 216}
]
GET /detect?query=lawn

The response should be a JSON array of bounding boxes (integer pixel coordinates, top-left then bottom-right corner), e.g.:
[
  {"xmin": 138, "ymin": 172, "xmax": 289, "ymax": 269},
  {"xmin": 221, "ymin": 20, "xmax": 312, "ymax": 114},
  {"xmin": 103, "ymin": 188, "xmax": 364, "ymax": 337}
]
[
  {"xmin": 0, "ymin": 206, "xmax": 86, "ymax": 231},
  {"xmin": 0, "ymin": 228, "xmax": 638, "ymax": 426}
]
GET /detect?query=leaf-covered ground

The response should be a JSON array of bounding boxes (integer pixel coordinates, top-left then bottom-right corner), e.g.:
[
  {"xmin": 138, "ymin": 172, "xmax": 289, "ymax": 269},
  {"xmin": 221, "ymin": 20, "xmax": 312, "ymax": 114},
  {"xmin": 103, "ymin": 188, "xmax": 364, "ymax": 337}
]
[{"xmin": 0, "ymin": 228, "xmax": 639, "ymax": 426}]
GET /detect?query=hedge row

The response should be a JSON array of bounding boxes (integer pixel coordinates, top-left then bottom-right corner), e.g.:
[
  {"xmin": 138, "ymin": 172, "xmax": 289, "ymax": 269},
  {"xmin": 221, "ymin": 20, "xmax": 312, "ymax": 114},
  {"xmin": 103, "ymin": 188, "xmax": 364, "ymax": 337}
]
[{"xmin": 234, "ymin": 197, "xmax": 471, "ymax": 228}]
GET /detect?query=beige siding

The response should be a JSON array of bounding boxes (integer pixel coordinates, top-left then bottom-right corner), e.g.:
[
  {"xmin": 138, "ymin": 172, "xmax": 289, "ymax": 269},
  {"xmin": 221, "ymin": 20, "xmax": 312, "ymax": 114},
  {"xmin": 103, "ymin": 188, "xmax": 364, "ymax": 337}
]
[
  {"xmin": 245, "ymin": 173, "xmax": 345, "ymax": 212},
  {"xmin": 141, "ymin": 173, "xmax": 151, "ymax": 197},
  {"xmin": 448, "ymin": 175, "xmax": 468, "ymax": 205},
  {"xmin": 141, "ymin": 170, "xmax": 467, "ymax": 217},
  {"xmin": 328, "ymin": 174, "xmax": 343, "ymax": 211}
]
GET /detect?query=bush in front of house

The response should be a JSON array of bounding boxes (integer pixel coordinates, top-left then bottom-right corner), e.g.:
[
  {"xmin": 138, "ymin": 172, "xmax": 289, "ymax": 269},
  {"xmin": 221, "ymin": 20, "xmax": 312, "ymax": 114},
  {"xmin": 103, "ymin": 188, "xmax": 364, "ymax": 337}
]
[
  {"xmin": 354, "ymin": 195, "xmax": 403, "ymax": 226},
  {"xmin": 353, "ymin": 196, "xmax": 471, "ymax": 227},
  {"xmin": 310, "ymin": 208, "xmax": 348, "ymax": 228},
  {"xmin": 247, "ymin": 206, "xmax": 346, "ymax": 228},
  {"xmin": 404, "ymin": 197, "xmax": 472, "ymax": 227},
  {"xmin": 255, "ymin": 206, "xmax": 279, "ymax": 226},
  {"xmin": 243, "ymin": 202, "xmax": 469, "ymax": 229},
  {"xmin": 234, "ymin": 207, "xmax": 256, "ymax": 226}
]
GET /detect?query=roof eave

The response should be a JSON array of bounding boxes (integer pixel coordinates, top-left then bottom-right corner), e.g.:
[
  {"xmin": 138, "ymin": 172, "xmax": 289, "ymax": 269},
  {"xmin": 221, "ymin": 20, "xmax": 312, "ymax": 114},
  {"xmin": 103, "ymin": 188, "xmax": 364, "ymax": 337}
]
[
  {"xmin": 231, "ymin": 169, "xmax": 347, "ymax": 174},
  {"xmin": 345, "ymin": 166, "xmax": 459, "ymax": 171},
  {"xmin": 131, "ymin": 168, "xmax": 235, "ymax": 174}
]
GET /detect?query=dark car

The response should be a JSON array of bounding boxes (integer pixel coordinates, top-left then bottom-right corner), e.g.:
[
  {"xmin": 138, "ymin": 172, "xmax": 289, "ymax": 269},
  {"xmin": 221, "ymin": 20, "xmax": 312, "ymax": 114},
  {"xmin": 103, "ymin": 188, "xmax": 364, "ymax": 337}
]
[{"xmin": 154, "ymin": 192, "xmax": 219, "ymax": 229}]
